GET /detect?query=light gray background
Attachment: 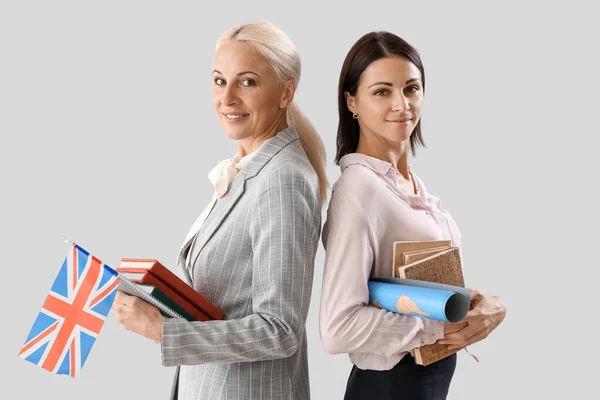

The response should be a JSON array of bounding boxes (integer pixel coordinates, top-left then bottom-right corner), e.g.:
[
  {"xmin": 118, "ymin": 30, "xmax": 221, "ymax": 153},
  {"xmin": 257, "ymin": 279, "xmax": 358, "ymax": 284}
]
[{"xmin": 1, "ymin": 1, "xmax": 597, "ymax": 399}]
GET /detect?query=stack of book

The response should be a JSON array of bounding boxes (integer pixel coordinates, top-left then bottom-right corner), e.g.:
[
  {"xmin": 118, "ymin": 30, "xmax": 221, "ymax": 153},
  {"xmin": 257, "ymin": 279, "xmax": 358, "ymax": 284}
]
[
  {"xmin": 367, "ymin": 240, "xmax": 470, "ymax": 366},
  {"xmin": 116, "ymin": 258, "xmax": 222, "ymax": 322}
]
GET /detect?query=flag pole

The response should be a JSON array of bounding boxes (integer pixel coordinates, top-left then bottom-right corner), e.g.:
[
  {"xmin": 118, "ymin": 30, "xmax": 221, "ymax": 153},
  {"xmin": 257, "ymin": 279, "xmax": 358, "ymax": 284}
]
[{"xmin": 62, "ymin": 236, "xmax": 75, "ymax": 246}]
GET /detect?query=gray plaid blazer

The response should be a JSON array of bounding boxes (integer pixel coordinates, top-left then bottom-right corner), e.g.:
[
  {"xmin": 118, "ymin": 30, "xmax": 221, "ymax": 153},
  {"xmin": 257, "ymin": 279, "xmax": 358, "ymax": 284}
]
[{"xmin": 161, "ymin": 127, "xmax": 322, "ymax": 400}]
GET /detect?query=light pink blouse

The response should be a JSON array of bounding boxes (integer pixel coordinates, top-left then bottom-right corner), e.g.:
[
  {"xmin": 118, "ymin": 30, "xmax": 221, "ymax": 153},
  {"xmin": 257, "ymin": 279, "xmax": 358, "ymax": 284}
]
[{"xmin": 319, "ymin": 153, "xmax": 463, "ymax": 370}]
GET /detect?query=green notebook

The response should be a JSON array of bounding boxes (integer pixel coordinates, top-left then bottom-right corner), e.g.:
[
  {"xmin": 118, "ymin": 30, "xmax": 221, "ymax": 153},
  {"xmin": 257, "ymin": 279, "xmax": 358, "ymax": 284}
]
[{"xmin": 117, "ymin": 276, "xmax": 196, "ymax": 321}]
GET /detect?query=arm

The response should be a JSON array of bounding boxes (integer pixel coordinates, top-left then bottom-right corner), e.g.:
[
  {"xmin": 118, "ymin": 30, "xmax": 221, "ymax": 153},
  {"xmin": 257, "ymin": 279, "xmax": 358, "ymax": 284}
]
[
  {"xmin": 161, "ymin": 165, "xmax": 321, "ymax": 366},
  {"xmin": 319, "ymin": 188, "xmax": 443, "ymax": 357}
]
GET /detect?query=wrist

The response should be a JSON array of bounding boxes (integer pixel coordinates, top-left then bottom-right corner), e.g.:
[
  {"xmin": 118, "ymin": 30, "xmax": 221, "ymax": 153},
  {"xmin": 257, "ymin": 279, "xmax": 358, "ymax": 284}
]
[
  {"xmin": 152, "ymin": 314, "xmax": 164, "ymax": 344},
  {"xmin": 422, "ymin": 318, "xmax": 444, "ymax": 340}
]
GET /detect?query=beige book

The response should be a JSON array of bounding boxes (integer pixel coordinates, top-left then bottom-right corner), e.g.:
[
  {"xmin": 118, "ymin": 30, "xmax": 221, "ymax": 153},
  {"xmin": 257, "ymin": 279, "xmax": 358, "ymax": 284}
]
[
  {"xmin": 392, "ymin": 240, "xmax": 451, "ymax": 277},
  {"xmin": 392, "ymin": 241, "xmax": 466, "ymax": 366},
  {"xmin": 402, "ymin": 246, "xmax": 451, "ymax": 265},
  {"xmin": 397, "ymin": 247, "xmax": 465, "ymax": 288}
]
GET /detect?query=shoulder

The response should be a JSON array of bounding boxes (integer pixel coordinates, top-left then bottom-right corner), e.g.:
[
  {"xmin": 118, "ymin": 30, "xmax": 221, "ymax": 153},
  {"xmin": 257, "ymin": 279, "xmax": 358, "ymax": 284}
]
[
  {"xmin": 254, "ymin": 141, "xmax": 317, "ymax": 188},
  {"xmin": 322, "ymin": 164, "xmax": 383, "ymax": 226},
  {"xmin": 245, "ymin": 142, "xmax": 319, "ymax": 215},
  {"xmin": 331, "ymin": 162, "xmax": 383, "ymax": 203}
]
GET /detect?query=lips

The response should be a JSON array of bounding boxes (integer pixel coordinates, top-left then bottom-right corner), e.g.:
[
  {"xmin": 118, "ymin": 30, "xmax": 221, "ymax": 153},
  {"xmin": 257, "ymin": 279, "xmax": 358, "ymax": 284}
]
[
  {"xmin": 387, "ymin": 118, "xmax": 412, "ymax": 123},
  {"xmin": 223, "ymin": 113, "xmax": 249, "ymax": 120}
]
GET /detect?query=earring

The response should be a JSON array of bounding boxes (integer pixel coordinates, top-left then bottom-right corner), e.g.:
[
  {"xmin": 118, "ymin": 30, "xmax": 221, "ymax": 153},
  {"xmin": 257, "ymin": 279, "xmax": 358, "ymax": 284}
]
[{"xmin": 352, "ymin": 113, "xmax": 359, "ymax": 119}]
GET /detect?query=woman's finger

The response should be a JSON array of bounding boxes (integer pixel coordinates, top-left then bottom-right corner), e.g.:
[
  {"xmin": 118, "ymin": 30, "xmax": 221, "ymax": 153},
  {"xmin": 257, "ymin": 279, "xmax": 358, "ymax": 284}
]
[
  {"xmin": 440, "ymin": 321, "xmax": 481, "ymax": 345},
  {"xmin": 469, "ymin": 288, "xmax": 482, "ymax": 301},
  {"xmin": 449, "ymin": 328, "xmax": 489, "ymax": 349},
  {"xmin": 109, "ymin": 305, "xmax": 129, "ymax": 324},
  {"xmin": 443, "ymin": 321, "xmax": 467, "ymax": 335},
  {"xmin": 114, "ymin": 291, "xmax": 136, "ymax": 307}
]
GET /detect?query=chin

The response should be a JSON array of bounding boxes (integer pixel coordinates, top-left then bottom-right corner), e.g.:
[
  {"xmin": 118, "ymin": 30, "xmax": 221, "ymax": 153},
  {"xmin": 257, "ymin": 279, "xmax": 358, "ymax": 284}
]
[
  {"xmin": 220, "ymin": 125, "xmax": 252, "ymax": 141},
  {"xmin": 384, "ymin": 130, "xmax": 411, "ymax": 143}
]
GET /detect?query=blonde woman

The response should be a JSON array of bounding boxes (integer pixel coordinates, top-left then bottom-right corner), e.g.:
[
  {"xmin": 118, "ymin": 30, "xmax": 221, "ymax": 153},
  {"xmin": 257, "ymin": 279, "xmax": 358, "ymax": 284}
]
[{"xmin": 111, "ymin": 21, "xmax": 327, "ymax": 400}]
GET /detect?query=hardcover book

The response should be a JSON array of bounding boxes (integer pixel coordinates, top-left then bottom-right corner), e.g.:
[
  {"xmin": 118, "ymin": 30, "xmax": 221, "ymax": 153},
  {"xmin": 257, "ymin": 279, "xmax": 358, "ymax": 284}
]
[
  {"xmin": 117, "ymin": 276, "xmax": 188, "ymax": 320},
  {"xmin": 390, "ymin": 241, "xmax": 468, "ymax": 366},
  {"xmin": 116, "ymin": 258, "xmax": 223, "ymax": 321}
]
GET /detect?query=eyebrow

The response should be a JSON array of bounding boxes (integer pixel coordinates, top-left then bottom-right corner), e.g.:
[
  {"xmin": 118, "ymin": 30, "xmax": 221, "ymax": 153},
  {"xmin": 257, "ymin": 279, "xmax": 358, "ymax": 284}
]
[
  {"xmin": 212, "ymin": 69, "xmax": 260, "ymax": 77},
  {"xmin": 368, "ymin": 78, "xmax": 421, "ymax": 88}
]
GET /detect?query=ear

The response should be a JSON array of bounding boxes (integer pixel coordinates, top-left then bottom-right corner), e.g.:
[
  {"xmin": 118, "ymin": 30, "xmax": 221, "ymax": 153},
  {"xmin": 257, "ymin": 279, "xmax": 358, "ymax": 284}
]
[
  {"xmin": 280, "ymin": 79, "xmax": 296, "ymax": 109},
  {"xmin": 345, "ymin": 91, "xmax": 357, "ymax": 114}
]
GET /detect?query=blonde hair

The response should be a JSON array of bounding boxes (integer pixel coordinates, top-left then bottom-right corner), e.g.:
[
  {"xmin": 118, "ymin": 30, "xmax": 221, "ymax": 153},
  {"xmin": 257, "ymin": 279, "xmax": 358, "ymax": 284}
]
[{"xmin": 216, "ymin": 21, "xmax": 328, "ymax": 204}]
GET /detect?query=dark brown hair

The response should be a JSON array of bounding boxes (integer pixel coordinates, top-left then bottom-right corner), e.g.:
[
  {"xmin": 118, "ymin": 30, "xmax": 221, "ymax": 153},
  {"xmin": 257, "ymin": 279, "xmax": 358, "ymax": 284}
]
[{"xmin": 335, "ymin": 31, "xmax": 426, "ymax": 164}]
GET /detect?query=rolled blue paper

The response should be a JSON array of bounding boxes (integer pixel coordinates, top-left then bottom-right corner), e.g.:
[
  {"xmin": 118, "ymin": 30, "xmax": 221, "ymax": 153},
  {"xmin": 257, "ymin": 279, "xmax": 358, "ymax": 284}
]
[{"xmin": 367, "ymin": 281, "xmax": 469, "ymax": 323}]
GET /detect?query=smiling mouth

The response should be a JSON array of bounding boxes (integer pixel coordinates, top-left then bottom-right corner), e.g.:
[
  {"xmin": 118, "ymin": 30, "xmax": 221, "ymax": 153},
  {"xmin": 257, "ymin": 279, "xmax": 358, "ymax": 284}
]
[{"xmin": 223, "ymin": 113, "xmax": 250, "ymax": 120}]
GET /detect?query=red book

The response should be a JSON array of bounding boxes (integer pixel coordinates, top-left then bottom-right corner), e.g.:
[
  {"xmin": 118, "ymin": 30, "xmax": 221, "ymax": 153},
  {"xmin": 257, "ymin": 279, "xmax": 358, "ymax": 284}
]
[{"xmin": 117, "ymin": 258, "xmax": 223, "ymax": 320}]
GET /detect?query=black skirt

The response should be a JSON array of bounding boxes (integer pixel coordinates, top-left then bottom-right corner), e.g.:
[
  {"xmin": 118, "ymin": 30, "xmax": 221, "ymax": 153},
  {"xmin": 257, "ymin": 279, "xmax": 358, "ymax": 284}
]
[{"xmin": 344, "ymin": 353, "xmax": 457, "ymax": 400}]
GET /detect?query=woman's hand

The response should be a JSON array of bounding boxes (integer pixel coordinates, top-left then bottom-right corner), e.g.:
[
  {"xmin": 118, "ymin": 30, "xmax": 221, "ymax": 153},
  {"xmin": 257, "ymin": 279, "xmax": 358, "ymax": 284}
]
[
  {"xmin": 110, "ymin": 291, "xmax": 164, "ymax": 344},
  {"xmin": 438, "ymin": 289, "xmax": 506, "ymax": 350},
  {"xmin": 443, "ymin": 321, "xmax": 467, "ymax": 336}
]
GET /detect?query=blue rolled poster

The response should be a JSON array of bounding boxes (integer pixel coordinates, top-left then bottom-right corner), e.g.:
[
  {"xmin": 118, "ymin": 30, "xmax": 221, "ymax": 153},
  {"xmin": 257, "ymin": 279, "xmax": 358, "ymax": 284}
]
[{"xmin": 367, "ymin": 278, "xmax": 470, "ymax": 323}]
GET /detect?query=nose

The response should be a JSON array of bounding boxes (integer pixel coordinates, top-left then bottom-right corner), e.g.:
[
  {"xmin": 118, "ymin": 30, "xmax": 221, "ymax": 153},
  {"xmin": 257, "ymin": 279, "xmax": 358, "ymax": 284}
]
[
  {"xmin": 391, "ymin": 92, "xmax": 409, "ymax": 113},
  {"xmin": 220, "ymin": 84, "xmax": 239, "ymax": 106}
]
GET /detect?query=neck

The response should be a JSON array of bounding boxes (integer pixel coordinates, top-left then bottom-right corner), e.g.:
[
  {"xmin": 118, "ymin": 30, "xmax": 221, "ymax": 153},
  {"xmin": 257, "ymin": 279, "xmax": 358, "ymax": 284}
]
[
  {"xmin": 356, "ymin": 133, "xmax": 411, "ymax": 179},
  {"xmin": 237, "ymin": 112, "xmax": 288, "ymax": 157}
]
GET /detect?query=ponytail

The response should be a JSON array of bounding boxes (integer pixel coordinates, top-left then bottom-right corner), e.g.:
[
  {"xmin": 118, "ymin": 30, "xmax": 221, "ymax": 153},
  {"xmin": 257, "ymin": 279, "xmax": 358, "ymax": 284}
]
[{"xmin": 287, "ymin": 102, "xmax": 328, "ymax": 204}]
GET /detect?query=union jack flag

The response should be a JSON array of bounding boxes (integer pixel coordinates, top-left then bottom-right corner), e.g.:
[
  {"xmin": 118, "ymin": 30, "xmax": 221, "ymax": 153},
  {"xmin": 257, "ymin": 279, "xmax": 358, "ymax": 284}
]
[{"xmin": 18, "ymin": 243, "xmax": 118, "ymax": 377}]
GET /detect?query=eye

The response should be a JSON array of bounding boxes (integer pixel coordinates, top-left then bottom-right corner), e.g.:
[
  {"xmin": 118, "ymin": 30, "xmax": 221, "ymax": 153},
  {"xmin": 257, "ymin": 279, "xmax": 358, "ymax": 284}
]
[
  {"xmin": 241, "ymin": 78, "xmax": 256, "ymax": 87},
  {"xmin": 374, "ymin": 89, "xmax": 389, "ymax": 96},
  {"xmin": 214, "ymin": 77, "xmax": 226, "ymax": 86},
  {"xmin": 405, "ymin": 85, "xmax": 420, "ymax": 94}
]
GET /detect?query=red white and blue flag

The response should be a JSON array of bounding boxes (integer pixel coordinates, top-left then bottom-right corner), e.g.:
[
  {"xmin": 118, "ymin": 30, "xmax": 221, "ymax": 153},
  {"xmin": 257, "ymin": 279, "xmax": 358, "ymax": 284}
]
[{"xmin": 18, "ymin": 243, "xmax": 118, "ymax": 377}]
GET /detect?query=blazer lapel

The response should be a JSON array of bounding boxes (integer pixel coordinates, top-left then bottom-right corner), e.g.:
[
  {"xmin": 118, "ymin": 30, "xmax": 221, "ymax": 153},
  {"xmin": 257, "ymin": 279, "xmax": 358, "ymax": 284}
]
[
  {"xmin": 187, "ymin": 174, "xmax": 246, "ymax": 266},
  {"xmin": 183, "ymin": 126, "xmax": 300, "ymax": 271},
  {"xmin": 176, "ymin": 197, "xmax": 218, "ymax": 269}
]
